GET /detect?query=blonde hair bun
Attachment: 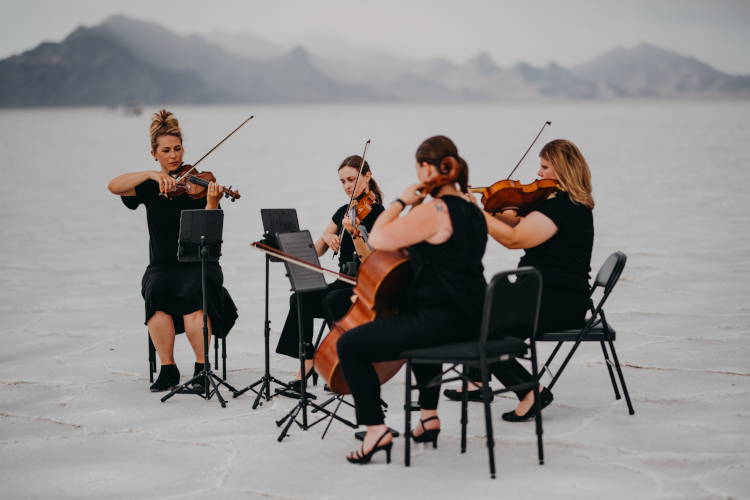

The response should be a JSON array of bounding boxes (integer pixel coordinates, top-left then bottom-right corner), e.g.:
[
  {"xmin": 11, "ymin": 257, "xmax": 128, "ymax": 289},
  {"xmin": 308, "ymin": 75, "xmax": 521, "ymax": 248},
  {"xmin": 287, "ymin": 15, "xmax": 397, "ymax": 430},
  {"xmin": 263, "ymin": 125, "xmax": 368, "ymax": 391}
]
[{"xmin": 149, "ymin": 109, "xmax": 182, "ymax": 151}]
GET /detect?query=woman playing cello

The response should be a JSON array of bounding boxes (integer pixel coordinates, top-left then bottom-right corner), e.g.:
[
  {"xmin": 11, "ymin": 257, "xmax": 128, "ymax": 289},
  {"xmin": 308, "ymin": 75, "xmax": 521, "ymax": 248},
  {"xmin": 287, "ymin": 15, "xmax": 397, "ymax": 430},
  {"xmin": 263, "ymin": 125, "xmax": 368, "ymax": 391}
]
[
  {"xmin": 337, "ymin": 136, "xmax": 487, "ymax": 464},
  {"xmin": 107, "ymin": 109, "xmax": 238, "ymax": 393}
]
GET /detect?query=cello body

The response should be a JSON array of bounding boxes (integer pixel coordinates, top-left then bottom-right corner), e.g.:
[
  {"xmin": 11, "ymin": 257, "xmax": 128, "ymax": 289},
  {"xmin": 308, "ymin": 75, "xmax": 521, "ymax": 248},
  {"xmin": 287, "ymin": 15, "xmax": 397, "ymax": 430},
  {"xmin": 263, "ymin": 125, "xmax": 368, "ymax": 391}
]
[{"xmin": 314, "ymin": 249, "xmax": 411, "ymax": 395}]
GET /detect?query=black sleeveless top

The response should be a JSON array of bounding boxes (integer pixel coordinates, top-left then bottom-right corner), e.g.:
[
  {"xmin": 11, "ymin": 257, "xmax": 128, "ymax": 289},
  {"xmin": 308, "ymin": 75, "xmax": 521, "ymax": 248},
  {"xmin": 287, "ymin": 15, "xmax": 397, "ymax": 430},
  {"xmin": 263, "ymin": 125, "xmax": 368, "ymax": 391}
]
[{"xmin": 407, "ymin": 195, "xmax": 487, "ymax": 318}]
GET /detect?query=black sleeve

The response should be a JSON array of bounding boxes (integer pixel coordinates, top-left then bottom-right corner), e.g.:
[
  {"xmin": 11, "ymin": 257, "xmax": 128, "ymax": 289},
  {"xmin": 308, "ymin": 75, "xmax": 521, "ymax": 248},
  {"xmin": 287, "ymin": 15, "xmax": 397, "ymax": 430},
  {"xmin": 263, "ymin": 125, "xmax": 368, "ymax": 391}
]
[
  {"xmin": 534, "ymin": 194, "xmax": 573, "ymax": 231},
  {"xmin": 121, "ymin": 180, "xmax": 158, "ymax": 210},
  {"xmin": 331, "ymin": 204, "xmax": 348, "ymax": 230}
]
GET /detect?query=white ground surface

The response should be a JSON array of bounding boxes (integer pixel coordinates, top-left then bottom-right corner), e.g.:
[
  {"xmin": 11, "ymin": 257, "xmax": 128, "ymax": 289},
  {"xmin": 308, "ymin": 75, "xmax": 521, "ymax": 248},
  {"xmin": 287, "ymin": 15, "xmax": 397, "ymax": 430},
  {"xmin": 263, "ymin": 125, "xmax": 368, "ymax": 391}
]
[{"xmin": 1, "ymin": 103, "xmax": 749, "ymax": 499}]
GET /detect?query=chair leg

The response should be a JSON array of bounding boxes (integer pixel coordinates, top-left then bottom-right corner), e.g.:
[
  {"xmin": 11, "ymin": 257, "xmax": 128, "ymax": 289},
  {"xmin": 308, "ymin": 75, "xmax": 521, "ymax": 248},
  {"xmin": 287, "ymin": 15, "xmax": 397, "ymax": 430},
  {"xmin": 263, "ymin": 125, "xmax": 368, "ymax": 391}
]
[
  {"xmin": 539, "ymin": 341, "xmax": 563, "ymax": 381},
  {"xmin": 600, "ymin": 341, "xmax": 621, "ymax": 400},
  {"xmin": 214, "ymin": 336, "xmax": 219, "ymax": 372},
  {"xmin": 548, "ymin": 338, "xmax": 586, "ymax": 391},
  {"xmin": 222, "ymin": 337, "xmax": 227, "ymax": 381},
  {"xmin": 148, "ymin": 334, "xmax": 156, "ymax": 383},
  {"xmin": 607, "ymin": 340, "xmax": 635, "ymax": 415},
  {"xmin": 479, "ymin": 358, "xmax": 496, "ymax": 479},
  {"xmin": 404, "ymin": 359, "xmax": 412, "ymax": 467},
  {"xmin": 530, "ymin": 344, "xmax": 544, "ymax": 466},
  {"xmin": 461, "ymin": 364, "xmax": 468, "ymax": 454}
]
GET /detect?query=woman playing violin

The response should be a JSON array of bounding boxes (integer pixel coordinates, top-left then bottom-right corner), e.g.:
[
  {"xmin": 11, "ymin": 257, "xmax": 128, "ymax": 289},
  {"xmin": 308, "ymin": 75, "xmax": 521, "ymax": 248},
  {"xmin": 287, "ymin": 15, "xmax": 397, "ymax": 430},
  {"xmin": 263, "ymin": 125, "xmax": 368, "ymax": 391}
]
[
  {"xmin": 467, "ymin": 139, "xmax": 594, "ymax": 421},
  {"xmin": 274, "ymin": 155, "xmax": 384, "ymax": 394},
  {"xmin": 107, "ymin": 109, "xmax": 238, "ymax": 393},
  {"xmin": 337, "ymin": 136, "xmax": 487, "ymax": 464}
]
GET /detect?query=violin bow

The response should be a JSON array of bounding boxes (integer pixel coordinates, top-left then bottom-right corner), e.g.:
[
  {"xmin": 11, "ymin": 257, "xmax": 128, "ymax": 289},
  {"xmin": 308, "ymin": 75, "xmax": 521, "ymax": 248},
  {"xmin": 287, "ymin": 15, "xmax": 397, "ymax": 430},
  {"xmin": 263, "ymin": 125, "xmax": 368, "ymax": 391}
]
[
  {"xmin": 333, "ymin": 139, "xmax": 371, "ymax": 259},
  {"xmin": 505, "ymin": 121, "xmax": 551, "ymax": 180},
  {"xmin": 174, "ymin": 115, "xmax": 255, "ymax": 184},
  {"xmin": 252, "ymin": 242, "xmax": 356, "ymax": 285}
]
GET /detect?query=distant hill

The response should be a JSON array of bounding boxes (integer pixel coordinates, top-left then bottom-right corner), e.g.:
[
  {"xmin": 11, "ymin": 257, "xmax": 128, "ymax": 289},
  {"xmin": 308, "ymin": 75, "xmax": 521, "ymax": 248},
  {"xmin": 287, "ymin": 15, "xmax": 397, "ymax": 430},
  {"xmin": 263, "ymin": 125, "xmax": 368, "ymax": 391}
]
[
  {"xmin": 1, "ymin": 15, "xmax": 748, "ymax": 107},
  {"xmin": 572, "ymin": 43, "xmax": 750, "ymax": 98}
]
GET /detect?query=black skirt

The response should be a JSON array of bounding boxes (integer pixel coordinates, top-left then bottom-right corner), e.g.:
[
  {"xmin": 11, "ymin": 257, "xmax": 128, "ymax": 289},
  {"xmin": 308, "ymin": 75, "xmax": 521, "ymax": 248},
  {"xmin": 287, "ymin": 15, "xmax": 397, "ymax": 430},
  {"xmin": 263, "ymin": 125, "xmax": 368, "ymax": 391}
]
[{"xmin": 141, "ymin": 262, "xmax": 238, "ymax": 338}]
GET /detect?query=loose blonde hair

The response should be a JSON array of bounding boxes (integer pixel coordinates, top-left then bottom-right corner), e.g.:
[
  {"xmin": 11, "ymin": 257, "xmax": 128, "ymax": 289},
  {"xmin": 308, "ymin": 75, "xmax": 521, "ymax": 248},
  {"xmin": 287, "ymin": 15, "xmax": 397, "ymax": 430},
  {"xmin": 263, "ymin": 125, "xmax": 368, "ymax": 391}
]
[
  {"xmin": 539, "ymin": 139, "xmax": 594, "ymax": 209},
  {"xmin": 149, "ymin": 109, "xmax": 182, "ymax": 151}
]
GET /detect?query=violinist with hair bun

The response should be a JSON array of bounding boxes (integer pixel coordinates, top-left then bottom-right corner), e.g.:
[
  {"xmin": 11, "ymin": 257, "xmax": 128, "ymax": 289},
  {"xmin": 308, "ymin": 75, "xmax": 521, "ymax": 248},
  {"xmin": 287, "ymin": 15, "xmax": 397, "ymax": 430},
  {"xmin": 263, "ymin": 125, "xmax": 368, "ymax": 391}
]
[
  {"xmin": 107, "ymin": 109, "xmax": 238, "ymax": 393},
  {"xmin": 451, "ymin": 139, "xmax": 594, "ymax": 422},
  {"xmin": 274, "ymin": 155, "xmax": 385, "ymax": 395}
]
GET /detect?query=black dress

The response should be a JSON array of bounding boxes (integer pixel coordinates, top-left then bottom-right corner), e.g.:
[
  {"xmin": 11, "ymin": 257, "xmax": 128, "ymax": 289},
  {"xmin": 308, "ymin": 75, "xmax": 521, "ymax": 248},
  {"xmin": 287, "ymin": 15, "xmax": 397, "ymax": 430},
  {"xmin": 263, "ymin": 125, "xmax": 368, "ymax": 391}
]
[
  {"xmin": 274, "ymin": 201, "xmax": 385, "ymax": 360},
  {"xmin": 121, "ymin": 179, "xmax": 238, "ymax": 338},
  {"xmin": 337, "ymin": 196, "xmax": 487, "ymax": 425},
  {"xmin": 490, "ymin": 190, "xmax": 593, "ymax": 397}
]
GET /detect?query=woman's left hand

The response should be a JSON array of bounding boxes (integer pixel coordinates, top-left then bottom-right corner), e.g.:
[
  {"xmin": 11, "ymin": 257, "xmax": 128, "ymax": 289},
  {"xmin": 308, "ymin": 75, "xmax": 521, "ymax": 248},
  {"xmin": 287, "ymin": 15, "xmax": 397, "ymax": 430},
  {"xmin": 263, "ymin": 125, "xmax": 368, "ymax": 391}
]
[
  {"xmin": 206, "ymin": 181, "xmax": 223, "ymax": 208},
  {"xmin": 399, "ymin": 183, "xmax": 427, "ymax": 207}
]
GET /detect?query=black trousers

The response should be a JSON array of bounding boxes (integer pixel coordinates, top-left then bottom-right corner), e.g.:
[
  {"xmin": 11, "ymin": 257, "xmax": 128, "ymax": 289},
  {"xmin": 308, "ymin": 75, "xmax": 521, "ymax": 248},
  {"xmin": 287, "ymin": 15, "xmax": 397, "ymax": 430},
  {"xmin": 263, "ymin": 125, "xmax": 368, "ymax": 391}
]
[
  {"xmin": 337, "ymin": 307, "xmax": 476, "ymax": 426},
  {"xmin": 275, "ymin": 280, "xmax": 353, "ymax": 360},
  {"xmin": 472, "ymin": 290, "xmax": 588, "ymax": 399}
]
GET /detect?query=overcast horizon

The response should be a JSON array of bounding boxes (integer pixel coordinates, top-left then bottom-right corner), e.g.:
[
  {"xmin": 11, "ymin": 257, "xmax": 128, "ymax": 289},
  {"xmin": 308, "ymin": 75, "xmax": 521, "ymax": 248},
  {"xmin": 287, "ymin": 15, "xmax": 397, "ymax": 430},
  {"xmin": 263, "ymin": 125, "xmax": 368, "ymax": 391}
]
[{"xmin": 2, "ymin": 0, "xmax": 750, "ymax": 74}]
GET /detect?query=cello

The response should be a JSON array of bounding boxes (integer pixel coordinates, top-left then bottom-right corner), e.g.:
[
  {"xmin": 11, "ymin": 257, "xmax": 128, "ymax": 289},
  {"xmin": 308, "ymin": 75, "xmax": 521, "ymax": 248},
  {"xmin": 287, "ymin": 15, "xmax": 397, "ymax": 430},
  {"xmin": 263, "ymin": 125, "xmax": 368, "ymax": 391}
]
[{"xmin": 314, "ymin": 156, "xmax": 462, "ymax": 394}]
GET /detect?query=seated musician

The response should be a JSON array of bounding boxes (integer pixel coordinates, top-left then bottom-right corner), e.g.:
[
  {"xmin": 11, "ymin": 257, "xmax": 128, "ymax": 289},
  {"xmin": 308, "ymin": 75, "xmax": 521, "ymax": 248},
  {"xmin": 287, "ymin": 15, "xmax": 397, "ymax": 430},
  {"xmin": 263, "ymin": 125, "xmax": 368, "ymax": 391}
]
[
  {"xmin": 467, "ymin": 138, "xmax": 595, "ymax": 421},
  {"xmin": 107, "ymin": 109, "xmax": 238, "ymax": 393},
  {"xmin": 274, "ymin": 155, "xmax": 384, "ymax": 395},
  {"xmin": 336, "ymin": 136, "xmax": 488, "ymax": 464}
]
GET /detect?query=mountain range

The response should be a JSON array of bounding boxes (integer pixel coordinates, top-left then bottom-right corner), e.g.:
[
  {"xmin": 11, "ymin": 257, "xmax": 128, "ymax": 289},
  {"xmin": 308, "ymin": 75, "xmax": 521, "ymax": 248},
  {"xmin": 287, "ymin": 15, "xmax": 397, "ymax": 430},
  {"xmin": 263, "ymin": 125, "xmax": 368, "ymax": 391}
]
[{"xmin": 1, "ymin": 14, "xmax": 748, "ymax": 107}]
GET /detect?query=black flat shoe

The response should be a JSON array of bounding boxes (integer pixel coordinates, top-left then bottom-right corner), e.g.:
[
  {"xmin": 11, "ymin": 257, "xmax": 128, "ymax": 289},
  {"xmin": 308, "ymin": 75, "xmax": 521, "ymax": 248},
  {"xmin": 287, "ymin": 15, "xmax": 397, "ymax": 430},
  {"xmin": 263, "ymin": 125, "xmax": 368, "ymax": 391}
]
[
  {"xmin": 502, "ymin": 388, "xmax": 554, "ymax": 422},
  {"xmin": 443, "ymin": 387, "xmax": 494, "ymax": 403},
  {"xmin": 411, "ymin": 416, "xmax": 441, "ymax": 448},
  {"xmin": 347, "ymin": 430, "xmax": 393, "ymax": 465},
  {"xmin": 355, "ymin": 427, "xmax": 400, "ymax": 441},
  {"xmin": 150, "ymin": 364, "xmax": 180, "ymax": 392}
]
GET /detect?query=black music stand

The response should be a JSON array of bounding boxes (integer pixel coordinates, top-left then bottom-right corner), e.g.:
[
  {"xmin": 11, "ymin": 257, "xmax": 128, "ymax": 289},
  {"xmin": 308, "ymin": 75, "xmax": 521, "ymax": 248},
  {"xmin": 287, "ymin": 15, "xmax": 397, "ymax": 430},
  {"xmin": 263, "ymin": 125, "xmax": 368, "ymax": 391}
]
[
  {"xmin": 272, "ymin": 230, "xmax": 356, "ymax": 441},
  {"xmin": 161, "ymin": 209, "xmax": 239, "ymax": 408},
  {"xmin": 234, "ymin": 209, "xmax": 300, "ymax": 408}
]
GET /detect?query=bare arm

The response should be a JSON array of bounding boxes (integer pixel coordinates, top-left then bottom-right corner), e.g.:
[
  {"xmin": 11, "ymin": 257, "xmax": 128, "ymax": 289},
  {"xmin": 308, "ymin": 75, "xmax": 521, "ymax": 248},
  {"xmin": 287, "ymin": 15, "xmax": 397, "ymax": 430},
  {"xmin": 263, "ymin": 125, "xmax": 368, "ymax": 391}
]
[
  {"xmin": 368, "ymin": 198, "xmax": 451, "ymax": 251},
  {"xmin": 315, "ymin": 220, "xmax": 340, "ymax": 256},
  {"xmin": 492, "ymin": 209, "xmax": 521, "ymax": 227},
  {"xmin": 484, "ymin": 210, "xmax": 557, "ymax": 249},
  {"xmin": 107, "ymin": 170, "xmax": 175, "ymax": 196}
]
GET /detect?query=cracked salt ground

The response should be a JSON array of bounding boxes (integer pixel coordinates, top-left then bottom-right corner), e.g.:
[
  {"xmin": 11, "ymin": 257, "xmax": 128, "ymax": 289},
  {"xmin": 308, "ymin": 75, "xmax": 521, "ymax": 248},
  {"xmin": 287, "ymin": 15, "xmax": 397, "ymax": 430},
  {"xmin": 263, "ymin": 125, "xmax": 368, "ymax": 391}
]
[{"xmin": 1, "ymin": 102, "xmax": 749, "ymax": 498}]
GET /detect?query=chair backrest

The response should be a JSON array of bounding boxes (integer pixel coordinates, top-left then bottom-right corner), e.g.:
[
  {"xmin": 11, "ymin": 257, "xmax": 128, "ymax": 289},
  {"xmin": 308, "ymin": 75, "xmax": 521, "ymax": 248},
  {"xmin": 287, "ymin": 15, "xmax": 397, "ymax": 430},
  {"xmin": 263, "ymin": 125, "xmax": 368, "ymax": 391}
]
[
  {"xmin": 589, "ymin": 251, "xmax": 627, "ymax": 322},
  {"xmin": 480, "ymin": 267, "xmax": 542, "ymax": 344}
]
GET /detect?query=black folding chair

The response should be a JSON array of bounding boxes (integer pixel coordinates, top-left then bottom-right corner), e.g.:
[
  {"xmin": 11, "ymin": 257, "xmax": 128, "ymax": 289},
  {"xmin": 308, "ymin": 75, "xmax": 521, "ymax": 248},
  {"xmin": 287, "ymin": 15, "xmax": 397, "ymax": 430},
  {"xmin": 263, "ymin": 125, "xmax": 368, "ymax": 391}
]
[
  {"xmin": 400, "ymin": 267, "xmax": 544, "ymax": 479},
  {"xmin": 537, "ymin": 251, "xmax": 634, "ymax": 415},
  {"xmin": 148, "ymin": 331, "xmax": 227, "ymax": 382}
]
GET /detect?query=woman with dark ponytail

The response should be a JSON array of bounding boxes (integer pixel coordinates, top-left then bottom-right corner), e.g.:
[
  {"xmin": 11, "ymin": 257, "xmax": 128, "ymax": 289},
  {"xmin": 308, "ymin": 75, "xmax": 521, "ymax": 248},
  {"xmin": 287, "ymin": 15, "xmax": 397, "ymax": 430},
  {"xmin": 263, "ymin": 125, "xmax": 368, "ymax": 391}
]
[
  {"xmin": 274, "ymin": 154, "xmax": 385, "ymax": 396},
  {"xmin": 107, "ymin": 109, "xmax": 238, "ymax": 393},
  {"xmin": 336, "ymin": 136, "xmax": 487, "ymax": 464}
]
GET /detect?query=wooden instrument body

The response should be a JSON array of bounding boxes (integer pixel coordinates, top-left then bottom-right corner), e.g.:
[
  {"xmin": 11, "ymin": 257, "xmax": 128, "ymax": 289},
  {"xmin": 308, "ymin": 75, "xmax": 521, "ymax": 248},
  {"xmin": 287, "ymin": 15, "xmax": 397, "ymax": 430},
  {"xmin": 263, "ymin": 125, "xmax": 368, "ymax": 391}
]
[
  {"xmin": 314, "ymin": 249, "xmax": 411, "ymax": 394},
  {"xmin": 471, "ymin": 178, "xmax": 558, "ymax": 214}
]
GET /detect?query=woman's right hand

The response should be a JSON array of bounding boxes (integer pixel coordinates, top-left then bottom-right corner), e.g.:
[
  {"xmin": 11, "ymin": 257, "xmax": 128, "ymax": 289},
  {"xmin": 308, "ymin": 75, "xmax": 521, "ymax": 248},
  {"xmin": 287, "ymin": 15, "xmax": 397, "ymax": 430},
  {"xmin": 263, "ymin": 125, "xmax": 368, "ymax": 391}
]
[
  {"xmin": 321, "ymin": 233, "xmax": 341, "ymax": 252},
  {"xmin": 149, "ymin": 171, "xmax": 177, "ymax": 194}
]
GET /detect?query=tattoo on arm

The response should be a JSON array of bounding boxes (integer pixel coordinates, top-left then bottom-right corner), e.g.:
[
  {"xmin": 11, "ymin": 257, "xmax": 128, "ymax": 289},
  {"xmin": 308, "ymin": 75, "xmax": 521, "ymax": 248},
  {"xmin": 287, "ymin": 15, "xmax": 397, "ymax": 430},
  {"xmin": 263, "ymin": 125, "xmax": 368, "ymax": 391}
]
[{"xmin": 434, "ymin": 200, "xmax": 445, "ymax": 212}]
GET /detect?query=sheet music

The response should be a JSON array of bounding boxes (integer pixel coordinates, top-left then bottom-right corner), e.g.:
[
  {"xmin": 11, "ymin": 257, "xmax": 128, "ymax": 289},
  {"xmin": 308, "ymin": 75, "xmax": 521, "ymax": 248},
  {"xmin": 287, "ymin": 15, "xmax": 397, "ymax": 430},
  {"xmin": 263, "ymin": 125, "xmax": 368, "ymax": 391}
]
[{"xmin": 276, "ymin": 231, "xmax": 328, "ymax": 293}]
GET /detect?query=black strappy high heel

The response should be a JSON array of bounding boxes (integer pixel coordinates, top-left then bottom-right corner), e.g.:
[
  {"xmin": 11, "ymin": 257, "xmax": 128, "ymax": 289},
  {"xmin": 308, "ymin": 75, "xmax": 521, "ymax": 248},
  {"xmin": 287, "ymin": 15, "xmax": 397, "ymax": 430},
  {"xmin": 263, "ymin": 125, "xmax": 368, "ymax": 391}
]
[
  {"xmin": 346, "ymin": 429, "xmax": 393, "ymax": 465},
  {"xmin": 412, "ymin": 416, "xmax": 441, "ymax": 448}
]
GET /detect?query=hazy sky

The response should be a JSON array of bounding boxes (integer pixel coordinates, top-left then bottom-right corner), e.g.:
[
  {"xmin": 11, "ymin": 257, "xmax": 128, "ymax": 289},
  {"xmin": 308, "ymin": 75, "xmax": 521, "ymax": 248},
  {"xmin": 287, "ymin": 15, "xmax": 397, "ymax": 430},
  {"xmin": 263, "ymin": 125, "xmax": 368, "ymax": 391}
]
[{"xmin": 2, "ymin": 0, "xmax": 749, "ymax": 73}]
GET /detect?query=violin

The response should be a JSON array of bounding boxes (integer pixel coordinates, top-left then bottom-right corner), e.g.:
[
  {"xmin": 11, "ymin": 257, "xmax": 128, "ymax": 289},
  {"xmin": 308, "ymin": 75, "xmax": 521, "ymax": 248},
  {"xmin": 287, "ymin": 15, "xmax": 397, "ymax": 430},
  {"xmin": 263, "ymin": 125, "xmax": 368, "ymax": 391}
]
[
  {"xmin": 470, "ymin": 178, "xmax": 559, "ymax": 215},
  {"xmin": 471, "ymin": 120, "xmax": 555, "ymax": 215},
  {"xmin": 344, "ymin": 190, "xmax": 377, "ymax": 242},
  {"xmin": 161, "ymin": 114, "xmax": 253, "ymax": 202},
  {"xmin": 165, "ymin": 163, "xmax": 241, "ymax": 201}
]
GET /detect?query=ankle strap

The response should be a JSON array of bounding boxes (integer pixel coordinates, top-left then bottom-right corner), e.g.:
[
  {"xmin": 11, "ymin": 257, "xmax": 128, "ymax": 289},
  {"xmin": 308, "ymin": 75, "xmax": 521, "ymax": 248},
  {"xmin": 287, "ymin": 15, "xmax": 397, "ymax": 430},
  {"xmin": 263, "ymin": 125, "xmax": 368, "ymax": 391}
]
[{"xmin": 420, "ymin": 415, "xmax": 439, "ymax": 425}]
